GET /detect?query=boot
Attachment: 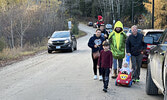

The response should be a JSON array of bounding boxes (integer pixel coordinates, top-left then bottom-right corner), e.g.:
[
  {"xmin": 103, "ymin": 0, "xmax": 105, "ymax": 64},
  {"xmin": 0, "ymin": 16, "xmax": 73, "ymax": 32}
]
[{"xmin": 111, "ymin": 69, "xmax": 117, "ymax": 79}]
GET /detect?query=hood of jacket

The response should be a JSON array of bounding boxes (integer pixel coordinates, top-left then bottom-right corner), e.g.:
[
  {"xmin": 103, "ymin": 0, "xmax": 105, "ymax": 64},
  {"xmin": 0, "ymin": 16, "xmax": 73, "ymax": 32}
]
[{"xmin": 114, "ymin": 21, "xmax": 123, "ymax": 33}]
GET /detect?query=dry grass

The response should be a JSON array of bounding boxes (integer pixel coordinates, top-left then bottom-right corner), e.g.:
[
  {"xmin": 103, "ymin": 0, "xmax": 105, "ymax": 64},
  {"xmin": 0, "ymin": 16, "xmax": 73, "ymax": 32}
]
[
  {"xmin": 0, "ymin": 30, "xmax": 86, "ymax": 62},
  {"xmin": 75, "ymin": 30, "xmax": 87, "ymax": 39},
  {"xmin": 0, "ymin": 46, "xmax": 47, "ymax": 61}
]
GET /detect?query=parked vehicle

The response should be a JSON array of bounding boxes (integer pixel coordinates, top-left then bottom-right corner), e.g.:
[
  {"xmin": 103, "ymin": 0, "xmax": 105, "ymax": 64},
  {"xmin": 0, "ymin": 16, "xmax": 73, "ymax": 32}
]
[
  {"xmin": 47, "ymin": 31, "xmax": 77, "ymax": 53},
  {"xmin": 123, "ymin": 27, "xmax": 129, "ymax": 34},
  {"xmin": 93, "ymin": 23, "xmax": 97, "ymax": 28},
  {"xmin": 87, "ymin": 22, "xmax": 93, "ymax": 26},
  {"xmin": 105, "ymin": 24, "xmax": 112, "ymax": 29},
  {"xmin": 126, "ymin": 29, "xmax": 142, "ymax": 37},
  {"xmin": 142, "ymin": 29, "xmax": 164, "ymax": 65},
  {"xmin": 106, "ymin": 24, "xmax": 112, "ymax": 33},
  {"xmin": 144, "ymin": 29, "xmax": 167, "ymax": 100}
]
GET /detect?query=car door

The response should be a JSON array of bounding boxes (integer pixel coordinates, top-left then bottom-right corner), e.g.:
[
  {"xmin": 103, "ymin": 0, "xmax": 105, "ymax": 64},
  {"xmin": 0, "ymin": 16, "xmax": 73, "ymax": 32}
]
[{"xmin": 152, "ymin": 31, "xmax": 167, "ymax": 91}]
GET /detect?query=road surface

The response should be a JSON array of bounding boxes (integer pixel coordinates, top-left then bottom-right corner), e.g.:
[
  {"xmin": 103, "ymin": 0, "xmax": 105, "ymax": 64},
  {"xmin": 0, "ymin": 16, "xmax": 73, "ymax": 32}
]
[{"xmin": 0, "ymin": 24, "xmax": 164, "ymax": 100}]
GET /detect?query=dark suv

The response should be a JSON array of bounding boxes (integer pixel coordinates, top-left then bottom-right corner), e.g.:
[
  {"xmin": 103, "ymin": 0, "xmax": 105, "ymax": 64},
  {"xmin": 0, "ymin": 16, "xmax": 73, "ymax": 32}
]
[
  {"xmin": 144, "ymin": 29, "xmax": 167, "ymax": 99},
  {"xmin": 47, "ymin": 31, "xmax": 77, "ymax": 53}
]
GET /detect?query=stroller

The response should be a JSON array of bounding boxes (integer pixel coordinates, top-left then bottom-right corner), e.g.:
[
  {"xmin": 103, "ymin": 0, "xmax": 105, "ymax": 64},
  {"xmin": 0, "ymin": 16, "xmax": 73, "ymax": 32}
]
[{"xmin": 115, "ymin": 54, "xmax": 133, "ymax": 87}]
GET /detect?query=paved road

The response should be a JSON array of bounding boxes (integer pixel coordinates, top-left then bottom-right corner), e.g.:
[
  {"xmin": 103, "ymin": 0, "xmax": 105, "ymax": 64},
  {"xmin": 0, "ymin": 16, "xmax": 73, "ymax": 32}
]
[{"xmin": 0, "ymin": 24, "xmax": 164, "ymax": 100}]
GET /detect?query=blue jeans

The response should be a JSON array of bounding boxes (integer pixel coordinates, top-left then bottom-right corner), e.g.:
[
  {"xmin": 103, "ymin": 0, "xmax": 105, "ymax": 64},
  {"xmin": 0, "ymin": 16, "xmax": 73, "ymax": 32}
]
[{"xmin": 113, "ymin": 58, "xmax": 123, "ymax": 70}]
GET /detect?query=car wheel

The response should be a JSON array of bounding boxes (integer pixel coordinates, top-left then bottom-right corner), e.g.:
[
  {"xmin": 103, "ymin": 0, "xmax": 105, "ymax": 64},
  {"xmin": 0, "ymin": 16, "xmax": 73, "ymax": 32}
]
[
  {"xmin": 115, "ymin": 81, "xmax": 117, "ymax": 86},
  {"xmin": 70, "ymin": 45, "xmax": 74, "ymax": 52},
  {"xmin": 48, "ymin": 50, "xmax": 52, "ymax": 53},
  {"xmin": 146, "ymin": 63, "xmax": 158, "ymax": 95}
]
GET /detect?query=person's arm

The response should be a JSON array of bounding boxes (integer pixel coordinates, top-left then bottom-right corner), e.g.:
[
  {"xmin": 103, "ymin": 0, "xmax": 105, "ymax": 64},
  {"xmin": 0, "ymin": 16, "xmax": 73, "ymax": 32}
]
[
  {"xmin": 98, "ymin": 51, "xmax": 102, "ymax": 67},
  {"xmin": 142, "ymin": 35, "xmax": 147, "ymax": 50},
  {"xmin": 141, "ymin": 35, "xmax": 147, "ymax": 54},
  {"xmin": 126, "ymin": 37, "xmax": 131, "ymax": 54},
  {"xmin": 88, "ymin": 37, "xmax": 95, "ymax": 48},
  {"xmin": 110, "ymin": 52, "xmax": 113, "ymax": 68}
]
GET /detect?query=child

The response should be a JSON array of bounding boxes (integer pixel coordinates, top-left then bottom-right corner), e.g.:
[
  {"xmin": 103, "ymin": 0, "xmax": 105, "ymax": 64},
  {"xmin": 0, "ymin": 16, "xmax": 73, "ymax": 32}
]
[
  {"xmin": 120, "ymin": 62, "xmax": 132, "ymax": 75},
  {"xmin": 97, "ymin": 41, "xmax": 113, "ymax": 92}
]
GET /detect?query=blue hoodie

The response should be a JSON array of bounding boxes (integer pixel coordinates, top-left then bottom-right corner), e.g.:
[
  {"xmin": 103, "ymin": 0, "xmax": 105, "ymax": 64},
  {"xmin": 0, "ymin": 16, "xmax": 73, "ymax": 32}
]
[{"xmin": 88, "ymin": 34, "xmax": 105, "ymax": 53}]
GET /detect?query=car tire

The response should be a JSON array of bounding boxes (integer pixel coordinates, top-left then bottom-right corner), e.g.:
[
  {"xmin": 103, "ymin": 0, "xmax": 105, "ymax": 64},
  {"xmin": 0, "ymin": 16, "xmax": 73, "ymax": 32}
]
[
  {"xmin": 70, "ymin": 45, "xmax": 74, "ymax": 52},
  {"xmin": 115, "ymin": 81, "xmax": 117, "ymax": 86},
  {"xmin": 48, "ymin": 50, "xmax": 52, "ymax": 54},
  {"xmin": 146, "ymin": 63, "xmax": 158, "ymax": 95}
]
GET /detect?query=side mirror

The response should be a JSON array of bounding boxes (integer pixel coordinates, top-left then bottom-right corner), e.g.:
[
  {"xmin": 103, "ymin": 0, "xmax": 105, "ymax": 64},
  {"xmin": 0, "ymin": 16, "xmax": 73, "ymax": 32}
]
[
  {"xmin": 144, "ymin": 36, "xmax": 154, "ymax": 44},
  {"xmin": 47, "ymin": 36, "xmax": 50, "ymax": 39}
]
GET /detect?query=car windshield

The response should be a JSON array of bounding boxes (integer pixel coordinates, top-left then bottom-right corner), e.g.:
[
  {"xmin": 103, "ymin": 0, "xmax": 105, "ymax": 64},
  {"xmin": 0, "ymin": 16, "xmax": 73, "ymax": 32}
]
[
  {"xmin": 129, "ymin": 29, "xmax": 141, "ymax": 33},
  {"xmin": 146, "ymin": 32, "xmax": 163, "ymax": 42},
  {"xmin": 51, "ymin": 32, "xmax": 70, "ymax": 38},
  {"xmin": 138, "ymin": 29, "xmax": 142, "ymax": 33},
  {"xmin": 124, "ymin": 30, "xmax": 128, "ymax": 33}
]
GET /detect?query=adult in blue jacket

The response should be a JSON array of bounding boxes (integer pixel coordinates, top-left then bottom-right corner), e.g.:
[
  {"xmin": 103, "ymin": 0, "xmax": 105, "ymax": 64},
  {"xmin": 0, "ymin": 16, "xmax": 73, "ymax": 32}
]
[
  {"xmin": 126, "ymin": 25, "xmax": 147, "ymax": 82},
  {"xmin": 88, "ymin": 29, "xmax": 105, "ymax": 80}
]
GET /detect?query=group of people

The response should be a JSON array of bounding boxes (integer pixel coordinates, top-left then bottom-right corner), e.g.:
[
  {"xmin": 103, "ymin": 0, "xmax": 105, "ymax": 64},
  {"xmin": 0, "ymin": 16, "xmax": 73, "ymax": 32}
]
[{"xmin": 88, "ymin": 20, "xmax": 147, "ymax": 93}]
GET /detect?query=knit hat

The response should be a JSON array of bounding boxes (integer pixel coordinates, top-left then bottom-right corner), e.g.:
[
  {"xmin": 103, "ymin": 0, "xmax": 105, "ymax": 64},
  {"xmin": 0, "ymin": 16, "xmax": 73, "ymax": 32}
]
[
  {"xmin": 124, "ymin": 61, "xmax": 129, "ymax": 65},
  {"xmin": 98, "ymin": 15, "xmax": 103, "ymax": 21}
]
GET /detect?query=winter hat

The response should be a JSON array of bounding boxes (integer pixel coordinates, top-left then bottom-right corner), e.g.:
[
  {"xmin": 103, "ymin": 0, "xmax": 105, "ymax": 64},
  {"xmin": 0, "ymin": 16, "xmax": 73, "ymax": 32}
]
[
  {"xmin": 124, "ymin": 61, "xmax": 129, "ymax": 65},
  {"xmin": 98, "ymin": 15, "xmax": 103, "ymax": 21}
]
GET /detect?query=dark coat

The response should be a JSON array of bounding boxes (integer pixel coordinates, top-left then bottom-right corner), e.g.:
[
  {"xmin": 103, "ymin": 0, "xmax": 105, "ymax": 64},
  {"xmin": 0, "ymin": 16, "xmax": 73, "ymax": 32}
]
[
  {"xmin": 126, "ymin": 33, "xmax": 147, "ymax": 56},
  {"xmin": 88, "ymin": 34, "xmax": 105, "ymax": 53}
]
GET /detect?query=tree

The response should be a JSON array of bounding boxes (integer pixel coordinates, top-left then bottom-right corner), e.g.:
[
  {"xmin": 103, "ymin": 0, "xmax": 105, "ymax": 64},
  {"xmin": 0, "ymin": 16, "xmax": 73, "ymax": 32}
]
[{"xmin": 144, "ymin": 0, "xmax": 167, "ymax": 29}]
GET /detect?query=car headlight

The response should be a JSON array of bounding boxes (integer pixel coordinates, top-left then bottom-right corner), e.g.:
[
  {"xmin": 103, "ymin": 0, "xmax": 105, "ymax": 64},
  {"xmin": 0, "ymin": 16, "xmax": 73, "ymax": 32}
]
[
  {"xmin": 48, "ymin": 40, "xmax": 52, "ymax": 44},
  {"xmin": 64, "ymin": 40, "xmax": 70, "ymax": 43}
]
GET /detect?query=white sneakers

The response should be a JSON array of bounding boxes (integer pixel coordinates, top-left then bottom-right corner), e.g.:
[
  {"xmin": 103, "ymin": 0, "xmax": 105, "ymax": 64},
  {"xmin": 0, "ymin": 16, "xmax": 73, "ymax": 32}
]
[
  {"xmin": 94, "ymin": 75, "xmax": 98, "ymax": 80},
  {"xmin": 94, "ymin": 75, "xmax": 103, "ymax": 81},
  {"xmin": 99, "ymin": 75, "xmax": 103, "ymax": 81}
]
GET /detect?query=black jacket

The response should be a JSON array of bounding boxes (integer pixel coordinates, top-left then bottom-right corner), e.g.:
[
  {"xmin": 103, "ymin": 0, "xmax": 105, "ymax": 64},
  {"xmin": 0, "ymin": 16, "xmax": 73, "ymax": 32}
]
[
  {"xmin": 101, "ymin": 29, "xmax": 109, "ymax": 40},
  {"xmin": 88, "ymin": 34, "xmax": 105, "ymax": 53},
  {"xmin": 126, "ymin": 33, "xmax": 147, "ymax": 56}
]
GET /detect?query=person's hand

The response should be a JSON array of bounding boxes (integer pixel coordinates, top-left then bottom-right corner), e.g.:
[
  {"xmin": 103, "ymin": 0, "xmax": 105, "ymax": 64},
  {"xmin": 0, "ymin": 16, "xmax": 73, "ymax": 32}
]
[
  {"xmin": 97, "ymin": 65, "xmax": 100, "ymax": 69},
  {"xmin": 141, "ymin": 51, "xmax": 144, "ymax": 54},
  {"xmin": 104, "ymin": 34, "xmax": 107, "ymax": 38},
  {"xmin": 127, "ymin": 53, "xmax": 131, "ymax": 56},
  {"xmin": 110, "ymin": 68, "xmax": 112, "ymax": 73},
  {"xmin": 141, "ymin": 50, "xmax": 146, "ymax": 54},
  {"xmin": 94, "ymin": 45, "xmax": 98, "ymax": 48}
]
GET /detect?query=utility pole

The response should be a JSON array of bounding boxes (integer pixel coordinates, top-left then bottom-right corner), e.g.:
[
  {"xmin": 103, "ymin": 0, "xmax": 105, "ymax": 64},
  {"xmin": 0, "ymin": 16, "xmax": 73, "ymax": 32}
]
[
  {"xmin": 132, "ymin": 0, "xmax": 134, "ymax": 24},
  {"xmin": 152, "ymin": 0, "xmax": 154, "ymax": 29}
]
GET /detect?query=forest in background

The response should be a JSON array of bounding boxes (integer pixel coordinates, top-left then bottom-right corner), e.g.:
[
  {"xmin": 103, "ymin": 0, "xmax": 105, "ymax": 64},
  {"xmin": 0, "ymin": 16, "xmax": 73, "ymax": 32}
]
[{"xmin": 0, "ymin": 0, "xmax": 166, "ymax": 59}]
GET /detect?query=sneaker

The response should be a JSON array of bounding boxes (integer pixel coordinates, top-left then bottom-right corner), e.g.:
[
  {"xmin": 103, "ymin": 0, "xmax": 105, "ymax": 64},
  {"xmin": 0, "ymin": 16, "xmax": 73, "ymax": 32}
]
[
  {"xmin": 94, "ymin": 75, "xmax": 98, "ymax": 80},
  {"xmin": 136, "ymin": 79, "xmax": 140, "ymax": 82},
  {"xmin": 132, "ymin": 79, "xmax": 136, "ymax": 82},
  {"xmin": 99, "ymin": 75, "xmax": 103, "ymax": 81},
  {"xmin": 103, "ymin": 88, "xmax": 107, "ymax": 92}
]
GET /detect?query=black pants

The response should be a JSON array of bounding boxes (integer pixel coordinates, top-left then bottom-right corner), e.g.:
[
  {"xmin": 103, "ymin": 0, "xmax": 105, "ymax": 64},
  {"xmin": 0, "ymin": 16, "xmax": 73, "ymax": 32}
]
[
  {"xmin": 101, "ymin": 68, "xmax": 110, "ymax": 89},
  {"xmin": 92, "ymin": 54, "xmax": 101, "ymax": 75}
]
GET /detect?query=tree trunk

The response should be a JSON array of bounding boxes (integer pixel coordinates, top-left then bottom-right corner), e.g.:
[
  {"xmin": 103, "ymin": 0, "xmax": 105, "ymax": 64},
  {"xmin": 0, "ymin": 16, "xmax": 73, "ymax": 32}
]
[
  {"xmin": 10, "ymin": 19, "xmax": 15, "ymax": 48},
  {"xmin": 20, "ymin": 20, "xmax": 23, "ymax": 48}
]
